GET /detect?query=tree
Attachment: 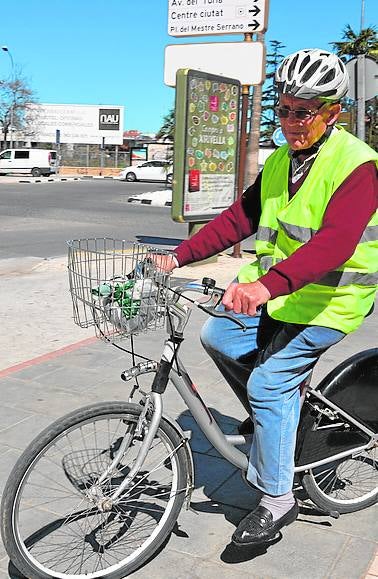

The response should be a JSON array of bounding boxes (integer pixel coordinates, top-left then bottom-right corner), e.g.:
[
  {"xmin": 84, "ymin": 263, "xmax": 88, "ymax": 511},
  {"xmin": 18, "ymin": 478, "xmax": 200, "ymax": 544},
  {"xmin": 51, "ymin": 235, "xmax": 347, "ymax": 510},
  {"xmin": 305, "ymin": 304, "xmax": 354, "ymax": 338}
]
[
  {"xmin": 0, "ymin": 71, "xmax": 37, "ymax": 148},
  {"xmin": 260, "ymin": 40, "xmax": 286, "ymax": 143},
  {"xmin": 156, "ymin": 108, "xmax": 175, "ymax": 141},
  {"xmin": 331, "ymin": 25, "xmax": 377, "ymax": 57},
  {"xmin": 330, "ymin": 25, "xmax": 377, "ymax": 148}
]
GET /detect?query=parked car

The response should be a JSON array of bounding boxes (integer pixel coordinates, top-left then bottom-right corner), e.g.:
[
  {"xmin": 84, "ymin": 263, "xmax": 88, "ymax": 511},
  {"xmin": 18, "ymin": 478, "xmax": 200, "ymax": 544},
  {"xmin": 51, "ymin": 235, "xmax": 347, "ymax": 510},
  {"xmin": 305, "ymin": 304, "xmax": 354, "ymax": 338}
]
[
  {"xmin": 0, "ymin": 149, "xmax": 57, "ymax": 177},
  {"xmin": 119, "ymin": 160, "xmax": 173, "ymax": 184}
]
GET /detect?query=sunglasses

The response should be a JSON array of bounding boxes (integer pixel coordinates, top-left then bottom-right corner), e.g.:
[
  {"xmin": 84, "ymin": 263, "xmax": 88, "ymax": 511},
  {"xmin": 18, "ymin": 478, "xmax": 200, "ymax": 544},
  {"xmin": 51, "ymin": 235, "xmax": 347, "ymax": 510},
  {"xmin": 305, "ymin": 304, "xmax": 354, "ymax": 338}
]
[{"xmin": 275, "ymin": 102, "xmax": 326, "ymax": 121}]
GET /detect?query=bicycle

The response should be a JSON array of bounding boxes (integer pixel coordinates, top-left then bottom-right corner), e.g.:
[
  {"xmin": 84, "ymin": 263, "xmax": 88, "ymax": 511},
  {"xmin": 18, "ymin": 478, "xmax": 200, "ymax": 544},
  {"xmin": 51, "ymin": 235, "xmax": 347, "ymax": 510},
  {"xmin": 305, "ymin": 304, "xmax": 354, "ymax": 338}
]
[{"xmin": 1, "ymin": 238, "xmax": 377, "ymax": 579}]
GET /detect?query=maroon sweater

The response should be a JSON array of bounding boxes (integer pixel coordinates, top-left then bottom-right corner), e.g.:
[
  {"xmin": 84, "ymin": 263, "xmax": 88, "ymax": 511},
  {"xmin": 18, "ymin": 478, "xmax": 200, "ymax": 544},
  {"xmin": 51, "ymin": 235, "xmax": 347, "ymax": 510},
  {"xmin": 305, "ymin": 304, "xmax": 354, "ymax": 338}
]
[{"xmin": 174, "ymin": 161, "xmax": 377, "ymax": 299}]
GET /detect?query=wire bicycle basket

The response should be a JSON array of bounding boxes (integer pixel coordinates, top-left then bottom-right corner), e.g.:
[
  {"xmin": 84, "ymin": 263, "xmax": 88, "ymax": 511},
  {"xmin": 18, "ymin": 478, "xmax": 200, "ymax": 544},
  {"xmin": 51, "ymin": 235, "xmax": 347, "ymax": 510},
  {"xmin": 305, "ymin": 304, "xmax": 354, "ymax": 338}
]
[{"xmin": 67, "ymin": 238, "xmax": 174, "ymax": 342}]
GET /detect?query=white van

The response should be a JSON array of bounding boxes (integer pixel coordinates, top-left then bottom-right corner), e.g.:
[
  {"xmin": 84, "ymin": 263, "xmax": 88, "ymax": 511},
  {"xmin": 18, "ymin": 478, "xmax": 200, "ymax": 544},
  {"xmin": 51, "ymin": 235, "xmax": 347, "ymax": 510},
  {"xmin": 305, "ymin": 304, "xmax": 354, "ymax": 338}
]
[{"xmin": 0, "ymin": 149, "xmax": 57, "ymax": 177}]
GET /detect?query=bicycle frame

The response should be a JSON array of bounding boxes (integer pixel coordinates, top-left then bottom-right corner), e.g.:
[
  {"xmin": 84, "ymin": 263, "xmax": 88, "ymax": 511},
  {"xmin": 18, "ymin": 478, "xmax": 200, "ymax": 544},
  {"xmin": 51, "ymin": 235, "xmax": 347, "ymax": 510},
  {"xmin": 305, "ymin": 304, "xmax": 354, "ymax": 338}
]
[{"xmin": 105, "ymin": 281, "xmax": 377, "ymax": 503}]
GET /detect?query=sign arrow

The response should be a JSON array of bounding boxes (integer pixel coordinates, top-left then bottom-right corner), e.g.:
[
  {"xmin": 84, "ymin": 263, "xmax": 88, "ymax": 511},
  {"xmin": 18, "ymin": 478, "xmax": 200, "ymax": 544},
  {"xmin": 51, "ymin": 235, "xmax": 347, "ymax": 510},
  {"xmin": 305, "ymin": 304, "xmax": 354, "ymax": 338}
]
[
  {"xmin": 249, "ymin": 6, "xmax": 261, "ymax": 16},
  {"xmin": 248, "ymin": 19, "xmax": 260, "ymax": 30}
]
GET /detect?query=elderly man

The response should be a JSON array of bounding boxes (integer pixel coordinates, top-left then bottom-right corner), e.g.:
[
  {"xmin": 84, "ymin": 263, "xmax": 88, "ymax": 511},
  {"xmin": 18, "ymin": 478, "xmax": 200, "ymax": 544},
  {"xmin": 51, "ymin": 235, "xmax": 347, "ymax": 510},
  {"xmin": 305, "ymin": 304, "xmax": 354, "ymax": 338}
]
[{"xmin": 159, "ymin": 48, "xmax": 378, "ymax": 545}]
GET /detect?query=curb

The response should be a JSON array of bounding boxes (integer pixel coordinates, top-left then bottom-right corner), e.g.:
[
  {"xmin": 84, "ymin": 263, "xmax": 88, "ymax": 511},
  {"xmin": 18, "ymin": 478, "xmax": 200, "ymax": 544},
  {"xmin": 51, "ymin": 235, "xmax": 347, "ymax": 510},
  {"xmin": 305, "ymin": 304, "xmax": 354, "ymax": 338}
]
[
  {"xmin": 128, "ymin": 197, "xmax": 172, "ymax": 206},
  {"xmin": 17, "ymin": 177, "xmax": 81, "ymax": 183},
  {"xmin": 81, "ymin": 175, "xmax": 120, "ymax": 180}
]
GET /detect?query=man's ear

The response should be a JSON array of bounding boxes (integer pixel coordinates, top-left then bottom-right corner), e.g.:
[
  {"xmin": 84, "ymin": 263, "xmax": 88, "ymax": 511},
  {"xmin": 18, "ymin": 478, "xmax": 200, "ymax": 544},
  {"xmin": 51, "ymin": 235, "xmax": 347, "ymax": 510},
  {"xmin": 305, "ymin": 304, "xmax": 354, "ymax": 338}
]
[{"xmin": 326, "ymin": 103, "xmax": 342, "ymax": 126}]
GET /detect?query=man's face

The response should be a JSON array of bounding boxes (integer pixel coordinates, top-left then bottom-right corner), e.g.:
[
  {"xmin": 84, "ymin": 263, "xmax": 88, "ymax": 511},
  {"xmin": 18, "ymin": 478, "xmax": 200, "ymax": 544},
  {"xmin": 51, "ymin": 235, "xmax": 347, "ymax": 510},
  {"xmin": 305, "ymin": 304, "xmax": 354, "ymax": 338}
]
[{"xmin": 278, "ymin": 94, "xmax": 340, "ymax": 150}]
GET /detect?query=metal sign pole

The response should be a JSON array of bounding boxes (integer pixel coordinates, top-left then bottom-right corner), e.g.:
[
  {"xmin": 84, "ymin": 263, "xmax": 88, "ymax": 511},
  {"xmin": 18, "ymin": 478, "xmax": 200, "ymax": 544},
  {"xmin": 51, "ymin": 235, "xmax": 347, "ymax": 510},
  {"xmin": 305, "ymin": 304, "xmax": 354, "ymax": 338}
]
[
  {"xmin": 232, "ymin": 32, "xmax": 252, "ymax": 259},
  {"xmin": 356, "ymin": 54, "xmax": 366, "ymax": 141},
  {"xmin": 232, "ymin": 83, "xmax": 250, "ymax": 258}
]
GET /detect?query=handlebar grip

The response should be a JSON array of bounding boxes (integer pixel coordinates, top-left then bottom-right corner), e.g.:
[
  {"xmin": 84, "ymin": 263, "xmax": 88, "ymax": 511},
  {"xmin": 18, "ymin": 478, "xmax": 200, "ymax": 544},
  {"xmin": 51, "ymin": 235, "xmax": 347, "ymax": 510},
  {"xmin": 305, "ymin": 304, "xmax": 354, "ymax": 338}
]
[{"xmin": 198, "ymin": 304, "xmax": 247, "ymax": 331}]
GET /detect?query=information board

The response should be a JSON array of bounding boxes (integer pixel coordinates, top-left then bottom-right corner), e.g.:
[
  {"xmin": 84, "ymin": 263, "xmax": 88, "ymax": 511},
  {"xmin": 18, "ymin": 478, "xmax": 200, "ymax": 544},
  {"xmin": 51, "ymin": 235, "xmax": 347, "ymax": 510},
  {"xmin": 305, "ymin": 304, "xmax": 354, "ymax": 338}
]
[{"xmin": 172, "ymin": 69, "xmax": 240, "ymax": 223}]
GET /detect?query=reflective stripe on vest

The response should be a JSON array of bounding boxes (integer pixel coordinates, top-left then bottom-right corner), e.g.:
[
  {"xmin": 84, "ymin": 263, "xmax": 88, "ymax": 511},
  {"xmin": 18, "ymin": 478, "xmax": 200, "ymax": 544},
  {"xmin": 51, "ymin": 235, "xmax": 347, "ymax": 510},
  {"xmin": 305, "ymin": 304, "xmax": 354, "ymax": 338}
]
[
  {"xmin": 360, "ymin": 224, "xmax": 378, "ymax": 244},
  {"xmin": 261, "ymin": 220, "xmax": 378, "ymax": 245},
  {"xmin": 256, "ymin": 256, "xmax": 378, "ymax": 287},
  {"xmin": 256, "ymin": 226, "xmax": 278, "ymax": 243}
]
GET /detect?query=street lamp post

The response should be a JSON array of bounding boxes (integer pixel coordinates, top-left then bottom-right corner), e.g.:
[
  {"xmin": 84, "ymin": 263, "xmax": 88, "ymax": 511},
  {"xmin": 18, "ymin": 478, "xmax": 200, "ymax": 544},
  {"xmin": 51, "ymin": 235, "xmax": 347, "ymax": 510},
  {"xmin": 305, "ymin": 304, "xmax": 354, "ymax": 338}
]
[{"xmin": 1, "ymin": 46, "xmax": 15, "ymax": 148}]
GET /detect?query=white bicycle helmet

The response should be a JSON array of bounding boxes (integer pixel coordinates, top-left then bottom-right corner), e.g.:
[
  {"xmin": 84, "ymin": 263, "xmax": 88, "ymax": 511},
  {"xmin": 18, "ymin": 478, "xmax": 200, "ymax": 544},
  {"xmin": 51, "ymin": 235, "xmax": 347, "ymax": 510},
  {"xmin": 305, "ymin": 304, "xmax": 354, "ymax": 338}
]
[{"xmin": 275, "ymin": 48, "xmax": 349, "ymax": 101}]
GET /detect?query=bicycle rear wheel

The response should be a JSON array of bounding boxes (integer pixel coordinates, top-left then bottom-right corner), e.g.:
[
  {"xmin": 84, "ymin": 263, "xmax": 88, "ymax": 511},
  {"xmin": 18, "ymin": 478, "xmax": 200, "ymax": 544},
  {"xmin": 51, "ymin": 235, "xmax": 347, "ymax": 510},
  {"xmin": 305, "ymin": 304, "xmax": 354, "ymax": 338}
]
[
  {"xmin": 301, "ymin": 430, "xmax": 377, "ymax": 514},
  {"xmin": 1, "ymin": 402, "xmax": 189, "ymax": 579}
]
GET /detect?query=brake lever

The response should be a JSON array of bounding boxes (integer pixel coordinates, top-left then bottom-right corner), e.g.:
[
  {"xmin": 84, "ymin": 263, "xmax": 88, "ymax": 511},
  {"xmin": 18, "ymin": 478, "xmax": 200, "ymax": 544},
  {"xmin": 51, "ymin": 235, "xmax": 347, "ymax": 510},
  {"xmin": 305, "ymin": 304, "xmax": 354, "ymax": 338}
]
[{"xmin": 198, "ymin": 304, "xmax": 247, "ymax": 332}]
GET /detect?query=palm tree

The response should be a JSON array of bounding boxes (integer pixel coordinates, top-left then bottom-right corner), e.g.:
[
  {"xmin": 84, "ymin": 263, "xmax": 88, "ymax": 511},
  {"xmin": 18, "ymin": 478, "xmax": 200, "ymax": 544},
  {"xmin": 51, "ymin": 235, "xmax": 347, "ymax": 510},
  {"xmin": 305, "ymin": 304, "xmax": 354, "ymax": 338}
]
[
  {"xmin": 331, "ymin": 25, "xmax": 377, "ymax": 57},
  {"xmin": 156, "ymin": 109, "xmax": 175, "ymax": 141}
]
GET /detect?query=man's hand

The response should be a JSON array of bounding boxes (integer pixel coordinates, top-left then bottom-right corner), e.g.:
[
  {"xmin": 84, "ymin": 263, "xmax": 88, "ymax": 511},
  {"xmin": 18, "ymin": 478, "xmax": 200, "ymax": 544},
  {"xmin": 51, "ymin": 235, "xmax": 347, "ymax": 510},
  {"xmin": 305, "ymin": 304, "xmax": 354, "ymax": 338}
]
[
  {"xmin": 148, "ymin": 254, "xmax": 178, "ymax": 273},
  {"xmin": 222, "ymin": 280, "xmax": 271, "ymax": 316}
]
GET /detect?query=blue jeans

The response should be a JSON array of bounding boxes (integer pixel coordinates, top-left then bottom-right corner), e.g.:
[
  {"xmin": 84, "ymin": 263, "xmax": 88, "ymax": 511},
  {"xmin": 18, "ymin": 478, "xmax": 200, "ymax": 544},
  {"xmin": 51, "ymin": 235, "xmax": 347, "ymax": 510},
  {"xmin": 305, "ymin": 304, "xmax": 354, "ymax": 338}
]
[{"xmin": 200, "ymin": 306, "xmax": 345, "ymax": 495}]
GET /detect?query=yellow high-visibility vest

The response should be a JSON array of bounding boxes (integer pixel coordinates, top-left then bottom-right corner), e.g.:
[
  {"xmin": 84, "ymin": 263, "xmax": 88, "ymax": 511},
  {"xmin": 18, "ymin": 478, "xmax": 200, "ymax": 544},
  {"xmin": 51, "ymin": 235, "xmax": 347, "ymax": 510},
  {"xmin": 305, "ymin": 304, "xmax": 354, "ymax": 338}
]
[{"xmin": 238, "ymin": 127, "xmax": 378, "ymax": 333}]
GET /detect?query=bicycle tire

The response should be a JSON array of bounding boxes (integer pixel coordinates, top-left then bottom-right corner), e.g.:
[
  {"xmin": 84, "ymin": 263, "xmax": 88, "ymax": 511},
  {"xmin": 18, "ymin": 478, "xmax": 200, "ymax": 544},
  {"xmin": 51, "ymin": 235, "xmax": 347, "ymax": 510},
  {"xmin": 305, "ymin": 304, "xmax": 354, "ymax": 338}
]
[
  {"xmin": 298, "ymin": 350, "xmax": 378, "ymax": 514},
  {"xmin": 1, "ymin": 401, "xmax": 189, "ymax": 579},
  {"xmin": 300, "ymin": 423, "xmax": 377, "ymax": 514}
]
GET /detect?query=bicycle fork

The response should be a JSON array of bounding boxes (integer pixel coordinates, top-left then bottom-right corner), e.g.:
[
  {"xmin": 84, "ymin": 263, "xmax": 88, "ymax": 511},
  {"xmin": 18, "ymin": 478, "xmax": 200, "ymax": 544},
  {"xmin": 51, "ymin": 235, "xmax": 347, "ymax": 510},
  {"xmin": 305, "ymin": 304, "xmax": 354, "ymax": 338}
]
[{"xmin": 88, "ymin": 340, "xmax": 187, "ymax": 512}]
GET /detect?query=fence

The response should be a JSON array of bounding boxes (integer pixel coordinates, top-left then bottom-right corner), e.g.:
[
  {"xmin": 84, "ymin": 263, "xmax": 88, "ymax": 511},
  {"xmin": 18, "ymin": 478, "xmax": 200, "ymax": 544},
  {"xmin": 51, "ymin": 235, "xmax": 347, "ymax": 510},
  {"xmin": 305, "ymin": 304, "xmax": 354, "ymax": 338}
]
[{"xmin": 58, "ymin": 144, "xmax": 130, "ymax": 168}]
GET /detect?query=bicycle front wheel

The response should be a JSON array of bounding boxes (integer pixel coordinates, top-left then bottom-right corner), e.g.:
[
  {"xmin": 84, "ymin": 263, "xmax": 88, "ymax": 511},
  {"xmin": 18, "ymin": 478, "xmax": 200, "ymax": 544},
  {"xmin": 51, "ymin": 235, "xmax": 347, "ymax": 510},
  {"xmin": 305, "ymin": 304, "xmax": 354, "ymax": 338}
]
[{"xmin": 1, "ymin": 402, "xmax": 189, "ymax": 579}]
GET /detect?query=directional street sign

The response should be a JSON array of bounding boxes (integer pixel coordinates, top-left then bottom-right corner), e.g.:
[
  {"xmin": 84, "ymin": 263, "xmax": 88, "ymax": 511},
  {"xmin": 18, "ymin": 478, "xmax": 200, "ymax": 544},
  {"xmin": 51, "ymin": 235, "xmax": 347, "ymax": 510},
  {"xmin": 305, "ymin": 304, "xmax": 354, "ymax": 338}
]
[{"xmin": 168, "ymin": 0, "xmax": 269, "ymax": 37}]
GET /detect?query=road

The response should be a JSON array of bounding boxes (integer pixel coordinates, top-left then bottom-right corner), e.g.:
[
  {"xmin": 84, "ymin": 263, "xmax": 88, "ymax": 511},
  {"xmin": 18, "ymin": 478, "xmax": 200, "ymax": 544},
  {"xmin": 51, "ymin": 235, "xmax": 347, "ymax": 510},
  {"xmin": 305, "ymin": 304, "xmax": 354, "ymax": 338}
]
[{"xmin": 0, "ymin": 180, "xmax": 186, "ymax": 260}]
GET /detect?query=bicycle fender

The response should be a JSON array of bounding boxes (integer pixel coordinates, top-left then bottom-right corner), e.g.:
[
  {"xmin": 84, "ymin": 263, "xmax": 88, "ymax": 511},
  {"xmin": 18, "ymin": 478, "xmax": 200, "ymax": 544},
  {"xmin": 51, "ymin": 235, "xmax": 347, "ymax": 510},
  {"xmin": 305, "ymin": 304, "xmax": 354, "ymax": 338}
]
[
  {"xmin": 162, "ymin": 414, "xmax": 195, "ymax": 508},
  {"xmin": 295, "ymin": 348, "xmax": 377, "ymax": 468},
  {"xmin": 316, "ymin": 347, "xmax": 378, "ymax": 432}
]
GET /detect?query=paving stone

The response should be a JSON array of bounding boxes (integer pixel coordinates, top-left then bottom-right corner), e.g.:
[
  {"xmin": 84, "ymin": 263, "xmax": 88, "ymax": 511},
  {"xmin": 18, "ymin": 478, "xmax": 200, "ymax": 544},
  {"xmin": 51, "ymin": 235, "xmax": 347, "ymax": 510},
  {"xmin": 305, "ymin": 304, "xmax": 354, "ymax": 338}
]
[
  {"xmin": 177, "ymin": 413, "xmax": 214, "ymax": 454},
  {"xmin": 21, "ymin": 363, "xmax": 107, "ymax": 392},
  {"xmin": 303, "ymin": 504, "xmax": 378, "ymax": 543},
  {"xmin": 162, "ymin": 505, "xmax": 244, "ymax": 561},
  {"xmin": 0, "ymin": 405, "xmax": 33, "ymax": 433},
  {"xmin": 210, "ymin": 469, "xmax": 262, "ymax": 512},
  {"xmin": 0, "ymin": 412, "xmax": 53, "ymax": 451},
  {"xmin": 131, "ymin": 546, "xmax": 249, "ymax": 579},
  {"xmin": 328, "ymin": 537, "xmax": 377, "ymax": 578},
  {"xmin": 0, "ymin": 448, "xmax": 22, "ymax": 495},
  {"xmin": 0, "ymin": 444, "xmax": 10, "ymax": 456},
  {"xmin": 190, "ymin": 452, "xmax": 238, "ymax": 501}
]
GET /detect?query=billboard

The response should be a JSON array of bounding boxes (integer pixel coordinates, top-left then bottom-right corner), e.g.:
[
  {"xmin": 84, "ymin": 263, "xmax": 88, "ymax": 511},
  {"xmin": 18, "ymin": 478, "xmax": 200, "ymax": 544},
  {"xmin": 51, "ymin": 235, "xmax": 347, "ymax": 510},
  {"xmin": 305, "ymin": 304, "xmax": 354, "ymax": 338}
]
[
  {"xmin": 172, "ymin": 69, "xmax": 240, "ymax": 223},
  {"xmin": 131, "ymin": 148, "xmax": 147, "ymax": 164},
  {"xmin": 147, "ymin": 143, "xmax": 173, "ymax": 161},
  {"xmin": 26, "ymin": 103, "xmax": 125, "ymax": 144}
]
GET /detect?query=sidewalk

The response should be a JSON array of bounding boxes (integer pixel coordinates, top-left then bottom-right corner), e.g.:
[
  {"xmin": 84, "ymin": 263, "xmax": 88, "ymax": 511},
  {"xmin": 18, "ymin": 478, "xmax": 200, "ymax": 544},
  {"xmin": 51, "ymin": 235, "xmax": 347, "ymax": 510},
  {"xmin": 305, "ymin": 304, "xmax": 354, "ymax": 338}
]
[{"xmin": 0, "ymin": 253, "xmax": 376, "ymax": 578}]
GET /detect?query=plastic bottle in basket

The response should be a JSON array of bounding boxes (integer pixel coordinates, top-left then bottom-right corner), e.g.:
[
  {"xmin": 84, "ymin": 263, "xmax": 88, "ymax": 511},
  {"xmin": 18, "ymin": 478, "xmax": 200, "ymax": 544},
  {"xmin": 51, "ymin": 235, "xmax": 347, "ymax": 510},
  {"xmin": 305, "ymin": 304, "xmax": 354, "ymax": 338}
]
[{"xmin": 93, "ymin": 278, "xmax": 160, "ymax": 334}]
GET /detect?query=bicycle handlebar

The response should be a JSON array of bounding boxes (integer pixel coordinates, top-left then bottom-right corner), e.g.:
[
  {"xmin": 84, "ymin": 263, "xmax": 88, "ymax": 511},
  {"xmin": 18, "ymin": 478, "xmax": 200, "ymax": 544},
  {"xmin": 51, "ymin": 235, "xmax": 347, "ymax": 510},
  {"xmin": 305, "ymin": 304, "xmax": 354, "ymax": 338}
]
[{"xmin": 171, "ymin": 278, "xmax": 247, "ymax": 332}]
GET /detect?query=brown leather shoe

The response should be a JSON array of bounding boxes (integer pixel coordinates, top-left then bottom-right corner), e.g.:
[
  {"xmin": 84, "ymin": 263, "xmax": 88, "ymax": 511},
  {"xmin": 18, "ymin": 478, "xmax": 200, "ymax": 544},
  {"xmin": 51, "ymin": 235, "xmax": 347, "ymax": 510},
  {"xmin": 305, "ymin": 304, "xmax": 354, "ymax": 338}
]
[{"xmin": 232, "ymin": 501, "xmax": 299, "ymax": 546}]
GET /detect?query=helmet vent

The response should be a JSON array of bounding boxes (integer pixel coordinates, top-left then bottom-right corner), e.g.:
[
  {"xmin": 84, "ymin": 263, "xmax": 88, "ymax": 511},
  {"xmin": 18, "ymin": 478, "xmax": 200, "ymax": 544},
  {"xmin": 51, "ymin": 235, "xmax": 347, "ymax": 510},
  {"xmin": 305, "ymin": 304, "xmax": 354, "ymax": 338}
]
[
  {"xmin": 298, "ymin": 55, "xmax": 311, "ymax": 73},
  {"xmin": 301, "ymin": 60, "xmax": 322, "ymax": 82},
  {"xmin": 318, "ymin": 69, "xmax": 336, "ymax": 85},
  {"xmin": 287, "ymin": 54, "xmax": 299, "ymax": 80}
]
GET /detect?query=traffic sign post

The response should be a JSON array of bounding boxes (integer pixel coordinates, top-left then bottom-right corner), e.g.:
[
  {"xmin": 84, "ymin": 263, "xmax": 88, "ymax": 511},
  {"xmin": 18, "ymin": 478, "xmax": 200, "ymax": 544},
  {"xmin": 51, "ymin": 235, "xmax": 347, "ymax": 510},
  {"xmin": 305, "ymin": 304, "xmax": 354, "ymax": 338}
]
[
  {"xmin": 168, "ymin": 0, "xmax": 269, "ymax": 36},
  {"xmin": 345, "ymin": 56, "xmax": 378, "ymax": 142},
  {"xmin": 166, "ymin": 0, "xmax": 269, "ymax": 257}
]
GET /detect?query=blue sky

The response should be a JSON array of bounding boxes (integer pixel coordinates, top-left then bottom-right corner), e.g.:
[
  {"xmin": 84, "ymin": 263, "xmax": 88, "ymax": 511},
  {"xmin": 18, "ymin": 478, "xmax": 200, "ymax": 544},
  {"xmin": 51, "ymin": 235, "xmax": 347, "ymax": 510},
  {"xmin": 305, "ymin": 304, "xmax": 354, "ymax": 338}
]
[{"xmin": 1, "ymin": 0, "xmax": 376, "ymax": 133}]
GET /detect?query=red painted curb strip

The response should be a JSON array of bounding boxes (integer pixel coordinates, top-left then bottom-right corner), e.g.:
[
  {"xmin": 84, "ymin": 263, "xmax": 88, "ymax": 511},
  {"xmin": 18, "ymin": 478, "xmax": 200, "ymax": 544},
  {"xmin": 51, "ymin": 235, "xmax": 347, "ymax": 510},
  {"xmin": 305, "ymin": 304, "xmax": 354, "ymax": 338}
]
[{"xmin": 0, "ymin": 336, "xmax": 97, "ymax": 379}]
